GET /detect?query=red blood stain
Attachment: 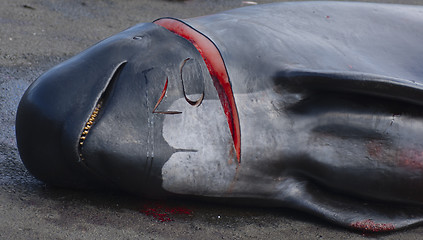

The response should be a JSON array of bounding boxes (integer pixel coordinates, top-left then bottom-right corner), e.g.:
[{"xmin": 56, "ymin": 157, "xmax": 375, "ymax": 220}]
[
  {"xmin": 140, "ymin": 202, "xmax": 193, "ymax": 222},
  {"xmin": 366, "ymin": 140, "xmax": 398, "ymax": 165},
  {"xmin": 350, "ymin": 219, "xmax": 395, "ymax": 232},
  {"xmin": 154, "ymin": 18, "xmax": 241, "ymax": 163},
  {"xmin": 366, "ymin": 140, "xmax": 384, "ymax": 159},
  {"xmin": 367, "ymin": 141, "xmax": 423, "ymax": 169},
  {"xmin": 399, "ymin": 148, "xmax": 423, "ymax": 170}
]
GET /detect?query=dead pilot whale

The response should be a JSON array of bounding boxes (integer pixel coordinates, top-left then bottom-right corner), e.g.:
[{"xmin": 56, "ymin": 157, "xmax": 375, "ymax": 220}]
[{"xmin": 16, "ymin": 1, "xmax": 423, "ymax": 232}]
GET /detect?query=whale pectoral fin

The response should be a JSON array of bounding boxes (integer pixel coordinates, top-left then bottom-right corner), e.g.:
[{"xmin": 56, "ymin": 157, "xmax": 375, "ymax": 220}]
[
  {"xmin": 275, "ymin": 71, "xmax": 423, "ymax": 106},
  {"xmin": 279, "ymin": 177, "xmax": 423, "ymax": 232}
]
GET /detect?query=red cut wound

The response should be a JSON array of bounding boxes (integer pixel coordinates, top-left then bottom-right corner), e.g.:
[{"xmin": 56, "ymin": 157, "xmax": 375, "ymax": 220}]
[
  {"xmin": 154, "ymin": 18, "xmax": 241, "ymax": 163},
  {"xmin": 152, "ymin": 78, "xmax": 182, "ymax": 115},
  {"xmin": 152, "ymin": 78, "xmax": 168, "ymax": 113}
]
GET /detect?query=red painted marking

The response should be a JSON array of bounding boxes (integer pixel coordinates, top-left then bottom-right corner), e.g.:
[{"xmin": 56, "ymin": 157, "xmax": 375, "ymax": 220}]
[
  {"xmin": 350, "ymin": 219, "xmax": 395, "ymax": 232},
  {"xmin": 154, "ymin": 18, "xmax": 241, "ymax": 163},
  {"xmin": 140, "ymin": 202, "xmax": 193, "ymax": 222}
]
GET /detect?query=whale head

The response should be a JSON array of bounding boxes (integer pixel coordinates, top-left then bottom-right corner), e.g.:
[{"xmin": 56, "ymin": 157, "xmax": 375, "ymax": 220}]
[{"xmin": 16, "ymin": 23, "xmax": 210, "ymax": 196}]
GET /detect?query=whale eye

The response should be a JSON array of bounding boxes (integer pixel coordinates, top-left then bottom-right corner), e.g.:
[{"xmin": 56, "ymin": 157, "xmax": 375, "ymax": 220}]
[
  {"xmin": 180, "ymin": 58, "xmax": 204, "ymax": 106},
  {"xmin": 133, "ymin": 36, "xmax": 143, "ymax": 40}
]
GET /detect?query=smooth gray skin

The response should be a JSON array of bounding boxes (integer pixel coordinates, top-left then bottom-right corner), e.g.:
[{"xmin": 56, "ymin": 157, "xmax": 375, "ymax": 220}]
[{"xmin": 3, "ymin": 0, "xmax": 423, "ymax": 239}]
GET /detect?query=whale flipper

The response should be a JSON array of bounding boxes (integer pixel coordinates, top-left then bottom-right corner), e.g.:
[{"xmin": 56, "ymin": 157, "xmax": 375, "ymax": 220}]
[{"xmin": 276, "ymin": 71, "xmax": 423, "ymax": 106}]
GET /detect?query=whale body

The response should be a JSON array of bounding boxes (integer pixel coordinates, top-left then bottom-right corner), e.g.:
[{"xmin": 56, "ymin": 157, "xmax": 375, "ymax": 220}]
[{"xmin": 16, "ymin": 2, "xmax": 423, "ymax": 232}]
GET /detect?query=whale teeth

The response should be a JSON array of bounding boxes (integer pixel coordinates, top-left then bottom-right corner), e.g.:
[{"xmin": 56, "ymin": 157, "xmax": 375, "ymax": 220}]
[
  {"xmin": 79, "ymin": 101, "xmax": 102, "ymax": 151},
  {"xmin": 77, "ymin": 62, "xmax": 127, "ymax": 161}
]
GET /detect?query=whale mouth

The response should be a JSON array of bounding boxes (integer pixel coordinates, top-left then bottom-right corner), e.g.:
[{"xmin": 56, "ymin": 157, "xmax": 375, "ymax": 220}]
[
  {"xmin": 78, "ymin": 101, "xmax": 102, "ymax": 156},
  {"xmin": 78, "ymin": 61, "xmax": 127, "ymax": 161}
]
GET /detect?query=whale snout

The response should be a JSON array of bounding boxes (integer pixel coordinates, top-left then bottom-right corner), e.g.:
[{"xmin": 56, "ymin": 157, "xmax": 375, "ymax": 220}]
[
  {"xmin": 15, "ymin": 51, "xmax": 127, "ymax": 188},
  {"xmin": 15, "ymin": 23, "xmax": 164, "ymax": 189}
]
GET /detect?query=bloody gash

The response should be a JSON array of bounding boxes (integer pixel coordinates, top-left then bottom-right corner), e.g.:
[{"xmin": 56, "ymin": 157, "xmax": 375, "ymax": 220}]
[{"xmin": 15, "ymin": 2, "xmax": 423, "ymax": 232}]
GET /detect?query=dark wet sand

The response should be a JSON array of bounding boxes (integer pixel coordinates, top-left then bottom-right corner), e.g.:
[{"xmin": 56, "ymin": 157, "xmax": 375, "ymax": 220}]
[{"xmin": 2, "ymin": 0, "xmax": 423, "ymax": 239}]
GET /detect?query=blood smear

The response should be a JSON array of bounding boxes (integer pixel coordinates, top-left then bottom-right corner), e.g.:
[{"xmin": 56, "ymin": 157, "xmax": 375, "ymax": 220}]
[
  {"xmin": 350, "ymin": 219, "xmax": 395, "ymax": 232},
  {"xmin": 140, "ymin": 202, "xmax": 193, "ymax": 222}
]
